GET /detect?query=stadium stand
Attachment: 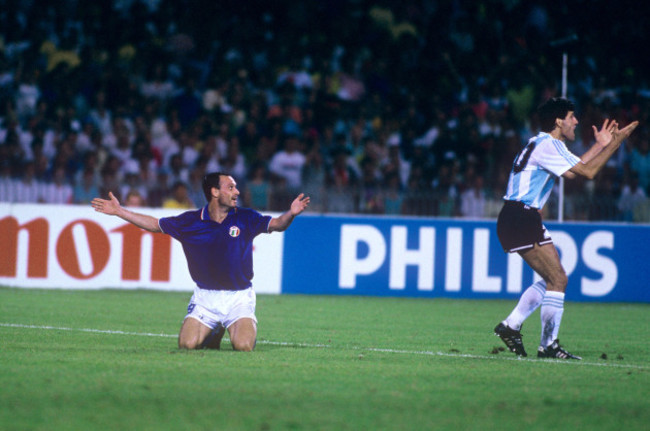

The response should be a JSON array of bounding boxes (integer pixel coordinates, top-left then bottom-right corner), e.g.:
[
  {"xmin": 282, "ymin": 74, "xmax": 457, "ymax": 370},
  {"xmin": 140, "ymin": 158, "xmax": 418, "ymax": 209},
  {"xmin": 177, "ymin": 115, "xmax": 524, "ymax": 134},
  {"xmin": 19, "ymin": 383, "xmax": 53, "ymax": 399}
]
[{"xmin": 1, "ymin": 0, "xmax": 649, "ymax": 221}]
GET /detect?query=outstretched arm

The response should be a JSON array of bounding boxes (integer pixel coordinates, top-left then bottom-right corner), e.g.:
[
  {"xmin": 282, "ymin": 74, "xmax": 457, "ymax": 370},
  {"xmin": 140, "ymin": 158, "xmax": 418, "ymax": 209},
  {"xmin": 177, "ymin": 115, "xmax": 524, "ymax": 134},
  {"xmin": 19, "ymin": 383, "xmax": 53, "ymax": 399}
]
[
  {"xmin": 268, "ymin": 193, "xmax": 310, "ymax": 232},
  {"xmin": 567, "ymin": 121, "xmax": 639, "ymax": 180},
  {"xmin": 91, "ymin": 191, "xmax": 162, "ymax": 233},
  {"xmin": 563, "ymin": 119, "xmax": 618, "ymax": 179}
]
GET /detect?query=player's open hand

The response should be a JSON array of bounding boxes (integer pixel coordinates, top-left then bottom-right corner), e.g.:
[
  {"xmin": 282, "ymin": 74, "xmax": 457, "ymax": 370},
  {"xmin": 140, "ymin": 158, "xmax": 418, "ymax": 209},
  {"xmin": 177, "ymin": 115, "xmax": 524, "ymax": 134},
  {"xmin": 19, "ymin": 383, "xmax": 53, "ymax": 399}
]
[
  {"xmin": 612, "ymin": 121, "xmax": 639, "ymax": 143},
  {"xmin": 91, "ymin": 191, "xmax": 122, "ymax": 216},
  {"xmin": 290, "ymin": 193, "xmax": 310, "ymax": 216},
  {"xmin": 592, "ymin": 119, "xmax": 618, "ymax": 146}
]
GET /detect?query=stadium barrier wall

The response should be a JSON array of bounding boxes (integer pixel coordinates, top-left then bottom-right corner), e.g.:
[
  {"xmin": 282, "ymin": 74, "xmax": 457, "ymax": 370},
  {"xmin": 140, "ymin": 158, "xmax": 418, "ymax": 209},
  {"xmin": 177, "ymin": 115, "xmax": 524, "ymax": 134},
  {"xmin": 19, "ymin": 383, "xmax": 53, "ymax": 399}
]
[
  {"xmin": 282, "ymin": 214, "xmax": 650, "ymax": 303},
  {"xmin": 0, "ymin": 203, "xmax": 284, "ymax": 294},
  {"xmin": 1, "ymin": 203, "xmax": 648, "ymax": 302}
]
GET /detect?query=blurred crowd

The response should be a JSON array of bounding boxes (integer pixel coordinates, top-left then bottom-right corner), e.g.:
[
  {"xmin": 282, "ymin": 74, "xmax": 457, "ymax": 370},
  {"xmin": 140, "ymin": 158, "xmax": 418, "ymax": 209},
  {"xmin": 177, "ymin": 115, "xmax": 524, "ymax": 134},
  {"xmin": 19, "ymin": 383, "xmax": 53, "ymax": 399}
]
[{"xmin": 1, "ymin": 0, "xmax": 650, "ymax": 221}]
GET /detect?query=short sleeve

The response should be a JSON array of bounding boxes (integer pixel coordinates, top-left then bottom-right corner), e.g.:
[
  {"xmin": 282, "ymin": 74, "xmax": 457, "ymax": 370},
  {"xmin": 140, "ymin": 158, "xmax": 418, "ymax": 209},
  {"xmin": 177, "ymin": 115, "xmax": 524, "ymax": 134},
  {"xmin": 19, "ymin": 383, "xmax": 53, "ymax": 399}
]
[
  {"xmin": 248, "ymin": 210, "xmax": 272, "ymax": 237},
  {"xmin": 158, "ymin": 209, "xmax": 199, "ymax": 240},
  {"xmin": 534, "ymin": 138, "xmax": 581, "ymax": 177}
]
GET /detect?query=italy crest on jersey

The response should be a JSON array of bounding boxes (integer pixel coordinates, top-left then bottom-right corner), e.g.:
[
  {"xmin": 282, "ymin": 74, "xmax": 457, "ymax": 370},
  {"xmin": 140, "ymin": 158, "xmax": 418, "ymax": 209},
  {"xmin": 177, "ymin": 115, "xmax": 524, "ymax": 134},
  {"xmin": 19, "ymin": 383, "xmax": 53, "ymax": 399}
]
[{"xmin": 229, "ymin": 226, "xmax": 241, "ymax": 237}]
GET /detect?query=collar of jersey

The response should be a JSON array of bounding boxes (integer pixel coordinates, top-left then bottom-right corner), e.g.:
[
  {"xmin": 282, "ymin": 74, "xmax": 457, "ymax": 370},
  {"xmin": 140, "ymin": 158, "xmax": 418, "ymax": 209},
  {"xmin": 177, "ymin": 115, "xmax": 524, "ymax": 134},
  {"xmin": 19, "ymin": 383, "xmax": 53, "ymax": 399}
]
[{"xmin": 200, "ymin": 205, "xmax": 237, "ymax": 222}]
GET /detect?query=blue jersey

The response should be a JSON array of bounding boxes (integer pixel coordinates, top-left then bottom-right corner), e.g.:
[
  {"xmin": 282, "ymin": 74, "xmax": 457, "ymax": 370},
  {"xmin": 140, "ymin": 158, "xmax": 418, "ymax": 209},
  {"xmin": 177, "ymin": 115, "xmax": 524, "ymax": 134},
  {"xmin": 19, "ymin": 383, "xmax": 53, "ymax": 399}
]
[
  {"xmin": 159, "ymin": 206, "xmax": 272, "ymax": 291},
  {"xmin": 503, "ymin": 132, "xmax": 581, "ymax": 208}
]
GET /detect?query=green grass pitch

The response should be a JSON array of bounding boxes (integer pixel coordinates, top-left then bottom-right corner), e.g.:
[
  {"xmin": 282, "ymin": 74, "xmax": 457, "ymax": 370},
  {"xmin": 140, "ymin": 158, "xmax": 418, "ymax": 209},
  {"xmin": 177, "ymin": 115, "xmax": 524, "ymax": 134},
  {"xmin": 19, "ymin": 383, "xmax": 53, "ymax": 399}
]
[{"xmin": 1, "ymin": 287, "xmax": 649, "ymax": 431}]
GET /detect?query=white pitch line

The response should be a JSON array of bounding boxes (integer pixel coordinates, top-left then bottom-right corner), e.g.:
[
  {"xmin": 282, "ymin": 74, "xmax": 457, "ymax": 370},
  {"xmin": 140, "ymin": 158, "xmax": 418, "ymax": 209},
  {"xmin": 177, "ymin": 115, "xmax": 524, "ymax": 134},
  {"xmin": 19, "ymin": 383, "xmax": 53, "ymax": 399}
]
[
  {"xmin": 2, "ymin": 322, "xmax": 648, "ymax": 370},
  {"xmin": 0, "ymin": 323, "xmax": 176, "ymax": 338}
]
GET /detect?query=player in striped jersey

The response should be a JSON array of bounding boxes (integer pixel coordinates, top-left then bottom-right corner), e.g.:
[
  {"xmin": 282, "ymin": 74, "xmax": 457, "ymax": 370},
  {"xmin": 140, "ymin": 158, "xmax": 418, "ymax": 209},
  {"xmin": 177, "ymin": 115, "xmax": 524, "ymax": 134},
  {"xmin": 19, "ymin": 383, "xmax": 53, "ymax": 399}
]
[{"xmin": 494, "ymin": 98, "xmax": 638, "ymax": 359}]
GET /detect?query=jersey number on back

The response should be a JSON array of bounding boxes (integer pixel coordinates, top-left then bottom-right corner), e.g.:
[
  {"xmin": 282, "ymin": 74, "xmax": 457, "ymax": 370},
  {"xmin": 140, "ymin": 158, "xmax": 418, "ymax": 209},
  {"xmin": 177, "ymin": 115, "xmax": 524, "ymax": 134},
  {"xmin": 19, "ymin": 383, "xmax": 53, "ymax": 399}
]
[{"xmin": 513, "ymin": 142, "xmax": 536, "ymax": 173}]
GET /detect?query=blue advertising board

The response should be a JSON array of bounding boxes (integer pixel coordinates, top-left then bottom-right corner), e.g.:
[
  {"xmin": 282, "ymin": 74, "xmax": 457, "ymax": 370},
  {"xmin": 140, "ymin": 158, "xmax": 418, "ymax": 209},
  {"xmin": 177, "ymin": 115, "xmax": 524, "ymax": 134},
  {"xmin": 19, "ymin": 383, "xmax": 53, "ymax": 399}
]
[{"xmin": 281, "ymin": 214, "xmax": 650, "ymax": 303}]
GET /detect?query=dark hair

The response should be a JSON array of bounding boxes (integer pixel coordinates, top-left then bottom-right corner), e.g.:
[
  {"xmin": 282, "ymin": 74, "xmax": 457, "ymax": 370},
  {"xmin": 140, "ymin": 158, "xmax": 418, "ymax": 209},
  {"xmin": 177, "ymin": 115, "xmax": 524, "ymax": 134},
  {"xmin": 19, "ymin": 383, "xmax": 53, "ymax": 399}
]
[
  {"xmin": 171, "ymin": 181, "xmax": 188, "ymax": 191},
  {"xmin": 202, "ymin": 172, "xmax": 227, "ymax": 201},
  {"xmin": 538, "ymin": 97, "xmax": 576, "ymax": 132}
]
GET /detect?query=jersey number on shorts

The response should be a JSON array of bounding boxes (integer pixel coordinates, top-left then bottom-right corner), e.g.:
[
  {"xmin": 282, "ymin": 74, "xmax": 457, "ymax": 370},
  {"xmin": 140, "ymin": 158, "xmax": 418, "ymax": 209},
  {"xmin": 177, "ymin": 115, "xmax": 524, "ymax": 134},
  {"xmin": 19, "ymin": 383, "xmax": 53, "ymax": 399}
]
[{"xmin": 513, "ymin": 142, "xmax": 536, "ymax": 173}]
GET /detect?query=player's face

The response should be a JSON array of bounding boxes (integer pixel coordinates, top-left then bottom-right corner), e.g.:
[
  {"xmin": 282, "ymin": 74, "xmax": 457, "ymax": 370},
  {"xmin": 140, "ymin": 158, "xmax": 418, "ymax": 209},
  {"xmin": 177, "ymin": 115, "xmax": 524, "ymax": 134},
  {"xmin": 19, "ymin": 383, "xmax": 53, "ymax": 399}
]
[
  {"xmin": 558, "ymin": 111, "xmax": 579, "ymax": 141},
  {"xmin": 216, "ymin": 176, "xmax": 239, "ymax": 207}
]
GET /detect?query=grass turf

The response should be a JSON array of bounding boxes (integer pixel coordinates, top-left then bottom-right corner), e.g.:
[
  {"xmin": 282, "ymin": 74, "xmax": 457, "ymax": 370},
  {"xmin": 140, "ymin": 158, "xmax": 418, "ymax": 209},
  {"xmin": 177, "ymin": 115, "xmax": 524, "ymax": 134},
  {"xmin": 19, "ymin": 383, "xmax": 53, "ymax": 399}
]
[{"xmin": 0, "ymin": 287, "xmax": 648, "ymax": 431}]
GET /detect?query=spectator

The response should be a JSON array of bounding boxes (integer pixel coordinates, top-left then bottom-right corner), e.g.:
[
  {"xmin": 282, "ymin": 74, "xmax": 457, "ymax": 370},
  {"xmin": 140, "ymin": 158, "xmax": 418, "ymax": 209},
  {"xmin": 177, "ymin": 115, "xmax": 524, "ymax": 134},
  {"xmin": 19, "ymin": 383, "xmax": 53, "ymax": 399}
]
[
  {"xmin": 73, "ymin": 167, "xmax": 100, "ymax": 204},
  {"xmin": 14, "ymin": 68, "xmax": 40, "ymax": 123},
  {"xmin": 187, "ymin": 164, "xmax": 208, "ymax": 208},
  {"xmin": 13, "ymin": 162, "xmax": 42, "ymax": 203},
  {"xmin": 42, "ymin": 165, "xmax": 73, "ymax": 204},
  {"xmin": 244, "ymin": 162, "xmax": 271, "ymax": 211},
  {"xmin": 166, "ymin": 153, "xmax": 190, "ymax": 188},
  {"xmin": 618, "ymin": 174, "xmax": 647, "ymax": 222},
  {"xmin": 124, "ymin": 189, "xmax": 146, "ymax": 207},
  {"xmin": 268, "ymin": 133, "xmax": 306, "ymax": 192},
  {"xmin": 381, "ymin": 136, "xmax": 410, "ymax": 188},
  {"xmin": 0, "ymin": 162, "xmax": 15, "ymax": 202},
  {"xmin": 432, "ymin": 163, "xmax": 459, "ymax": 217},
  {"xmin": 221, "ymin": 139, "xmax": 247, "ymax": 181},
  {"xmin": 140, "ymin": 63, "xmax": 176, "ymax": 102},
  {"xmin": 120, "ymin": 170, "xmax": 148, "ymax": 205},
  {"xmin": 301, "ymin": 146, "xmax": 326, "ymax": 213},
  {"xmin": 358, "ymin": 156, "xmax": 384, "ymax": 214},
  {"xmin": 628, "ymin": 136, "xmax": 650, "ymax": 194},
  {"xmin": 0, "ymin": 1, "xmax": 647, "ymax": 224},
  {"xmin": 88, "ymin": 91, "xmax": 113, "ymax": 136},
  {"xmin": 163, "ymin": 181, "xmax": 194, "ymax": 209},
  {"xmin": 147, "ymin": 170, "xmax": 171, "ymax": 207},
  {"xmin": 326, "ymin": 147, "xmax": 358, "ymax": 213},
  {"xmin": 401, "ymin": 174, "xmax": 434, "ymax": 216},
  {"xmin": 174, "ymin": 130, "xmax": 200, "ymax": 170},
  {"xmin": 172, "ymin": 77, "xmax": 203, "ymax": 128},
  {"xmin": 383, "ymin": 172, "xmax": 404, "ymax": 215},
  {"xmin": 460, "ymin": 174, "xmax": 487, "ymax": 219}
]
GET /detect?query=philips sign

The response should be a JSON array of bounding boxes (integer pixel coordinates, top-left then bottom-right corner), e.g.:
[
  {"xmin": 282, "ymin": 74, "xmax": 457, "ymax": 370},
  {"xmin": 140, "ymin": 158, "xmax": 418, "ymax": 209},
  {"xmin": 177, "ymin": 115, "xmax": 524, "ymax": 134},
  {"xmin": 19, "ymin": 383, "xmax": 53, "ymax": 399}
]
[
  {"xmin": 282, "ymin": 216, "xmax": 650, "ymax": 302},
  {"xmin": 338, "ymin": 224, "xmax": 616, "ymax": 296}
]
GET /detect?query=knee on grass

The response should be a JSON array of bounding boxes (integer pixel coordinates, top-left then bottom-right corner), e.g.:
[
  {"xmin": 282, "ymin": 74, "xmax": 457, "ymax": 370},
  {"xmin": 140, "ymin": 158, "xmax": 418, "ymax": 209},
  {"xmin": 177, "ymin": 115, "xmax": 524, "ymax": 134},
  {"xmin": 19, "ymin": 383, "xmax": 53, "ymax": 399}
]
[
  {"xmin": 231, "ymin": 338, "xmax": 256, "ymax": 352},
  {"xmin": 178, "ymin": 336, "xmax": 202, "ymax": 350}
]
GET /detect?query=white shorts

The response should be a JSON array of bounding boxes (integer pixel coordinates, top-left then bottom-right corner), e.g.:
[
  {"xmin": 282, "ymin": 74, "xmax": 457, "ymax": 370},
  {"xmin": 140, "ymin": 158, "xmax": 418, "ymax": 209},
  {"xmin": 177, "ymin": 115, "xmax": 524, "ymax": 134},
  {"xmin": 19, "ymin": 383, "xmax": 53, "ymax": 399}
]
[{"xmin": 185, "ymin": 287, "xmax": 257, "ymax": 330}]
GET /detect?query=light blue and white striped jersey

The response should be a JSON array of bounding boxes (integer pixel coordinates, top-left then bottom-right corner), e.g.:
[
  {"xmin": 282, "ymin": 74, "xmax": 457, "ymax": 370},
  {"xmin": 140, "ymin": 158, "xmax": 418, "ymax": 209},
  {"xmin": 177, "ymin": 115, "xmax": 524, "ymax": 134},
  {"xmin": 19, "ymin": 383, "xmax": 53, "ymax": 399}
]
[{"xmin": 503, "ymin": 132, "xmax": 581, "ymax": 208}]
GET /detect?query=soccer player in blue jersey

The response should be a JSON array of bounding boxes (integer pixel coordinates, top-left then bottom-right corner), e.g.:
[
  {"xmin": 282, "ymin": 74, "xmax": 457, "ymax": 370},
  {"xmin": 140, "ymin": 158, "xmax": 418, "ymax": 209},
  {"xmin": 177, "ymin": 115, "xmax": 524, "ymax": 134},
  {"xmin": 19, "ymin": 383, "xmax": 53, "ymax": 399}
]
[
  {"xmin": 92, "ymin": 172, "xmax": 310, "ymax": 351},
  {"xmin": 493, "ymin": 98, "xmax": 638, "ymax": 359}
]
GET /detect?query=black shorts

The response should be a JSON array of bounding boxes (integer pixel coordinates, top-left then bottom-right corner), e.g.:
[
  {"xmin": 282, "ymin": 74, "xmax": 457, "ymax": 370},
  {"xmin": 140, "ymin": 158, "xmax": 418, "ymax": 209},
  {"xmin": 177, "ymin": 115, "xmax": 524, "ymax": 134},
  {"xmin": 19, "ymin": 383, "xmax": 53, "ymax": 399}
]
[{"xmin": 496, "ymin": 200, "xmax": 552, "ymax": 253}]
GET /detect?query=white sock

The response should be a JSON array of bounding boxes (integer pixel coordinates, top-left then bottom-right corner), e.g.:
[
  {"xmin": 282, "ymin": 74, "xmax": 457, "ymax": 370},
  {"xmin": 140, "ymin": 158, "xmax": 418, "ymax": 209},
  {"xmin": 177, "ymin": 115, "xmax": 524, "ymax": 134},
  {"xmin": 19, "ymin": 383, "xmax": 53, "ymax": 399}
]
[
  {"xmin": 540, "ymin": 290, "xmax": 565, "ymax": 348},
  {"xmin": 504, "ymin": 280, "xmax": 546, "ymax": 330}
]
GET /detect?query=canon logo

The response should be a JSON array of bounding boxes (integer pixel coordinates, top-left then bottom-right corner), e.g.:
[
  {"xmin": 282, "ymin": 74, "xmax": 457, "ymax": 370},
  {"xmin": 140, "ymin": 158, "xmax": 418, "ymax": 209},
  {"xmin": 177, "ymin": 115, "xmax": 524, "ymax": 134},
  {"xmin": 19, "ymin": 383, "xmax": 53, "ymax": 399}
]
[{"xmin": 0, "ymin": 216, "xmax": 171, "ymax": 281}]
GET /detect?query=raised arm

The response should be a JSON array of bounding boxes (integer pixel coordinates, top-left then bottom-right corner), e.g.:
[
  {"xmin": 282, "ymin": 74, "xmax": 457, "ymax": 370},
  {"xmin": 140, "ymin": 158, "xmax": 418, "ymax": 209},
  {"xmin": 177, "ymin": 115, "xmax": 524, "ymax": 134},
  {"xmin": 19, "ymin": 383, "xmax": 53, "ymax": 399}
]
[
  {"xmin": 567, "ymin": 121, "xmax": 639, "ymax": 180},
  {"xmin": 578, "ymin": 119, "xmax": 618, "ymax": 164},
  {"xmin": 91, "ymin": 191, "xmax": 162, "ymax": 233},
  {"xmin": 268, "ymin": 193, "xmax": 310, "ymax": 232}
]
